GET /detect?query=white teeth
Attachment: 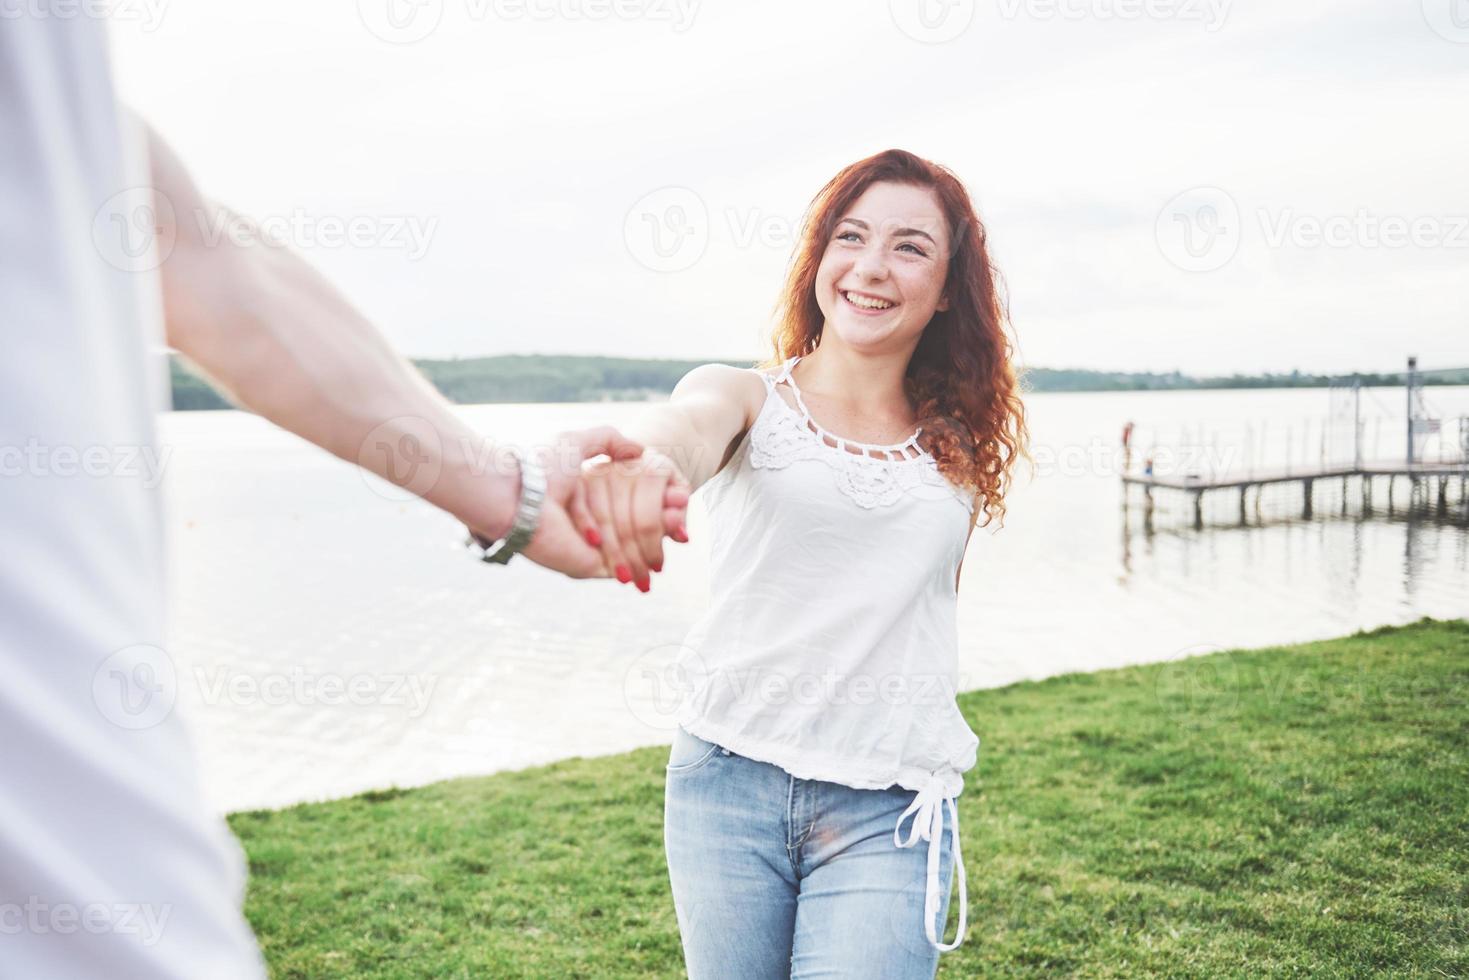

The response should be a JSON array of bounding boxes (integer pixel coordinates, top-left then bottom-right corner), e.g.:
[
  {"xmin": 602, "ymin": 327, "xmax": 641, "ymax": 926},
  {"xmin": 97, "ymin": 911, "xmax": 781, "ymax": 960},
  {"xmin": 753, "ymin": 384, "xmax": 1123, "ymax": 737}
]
[{"xmin": 844, "ymin": 291, "xmax": 893, "ymax": 310}]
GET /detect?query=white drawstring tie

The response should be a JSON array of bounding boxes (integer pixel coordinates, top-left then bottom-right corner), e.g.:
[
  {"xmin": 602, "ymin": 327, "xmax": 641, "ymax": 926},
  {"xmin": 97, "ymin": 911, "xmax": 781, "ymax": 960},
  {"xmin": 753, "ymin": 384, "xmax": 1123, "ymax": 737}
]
[{"xmin": 892, "ymin": 775, "xmax": 967, "ymax": 952}]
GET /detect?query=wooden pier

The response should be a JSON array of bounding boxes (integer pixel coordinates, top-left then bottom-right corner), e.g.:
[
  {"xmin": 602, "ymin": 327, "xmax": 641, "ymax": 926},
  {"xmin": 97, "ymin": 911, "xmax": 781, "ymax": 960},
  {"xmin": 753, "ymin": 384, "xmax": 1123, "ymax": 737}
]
[
  {"xmin": 1123, "ymin": 461, "xmax": 1469, "ymax": 528},
  {"xmin": 1119, "ymin": 356, "xmax": 1469, "ymax": 529}
]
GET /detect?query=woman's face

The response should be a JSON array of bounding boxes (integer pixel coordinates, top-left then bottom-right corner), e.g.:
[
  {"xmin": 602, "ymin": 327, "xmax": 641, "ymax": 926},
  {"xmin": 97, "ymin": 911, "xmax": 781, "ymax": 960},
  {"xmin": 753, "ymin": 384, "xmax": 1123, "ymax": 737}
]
[{"xmin": 813, "ymin": 180, "xmax": 952, "ymax": 354}]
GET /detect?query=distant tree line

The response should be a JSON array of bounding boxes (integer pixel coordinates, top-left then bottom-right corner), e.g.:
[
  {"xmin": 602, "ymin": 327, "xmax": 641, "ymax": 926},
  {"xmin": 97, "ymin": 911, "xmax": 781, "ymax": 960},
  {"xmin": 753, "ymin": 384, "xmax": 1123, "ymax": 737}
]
[
  {"xmin": 168, "ymin": 355, "xmax": 1469, "ymax": 411},
  {"xmin": 1022, "ymin": 366, "xmax": 1469, "ymax": 391}
]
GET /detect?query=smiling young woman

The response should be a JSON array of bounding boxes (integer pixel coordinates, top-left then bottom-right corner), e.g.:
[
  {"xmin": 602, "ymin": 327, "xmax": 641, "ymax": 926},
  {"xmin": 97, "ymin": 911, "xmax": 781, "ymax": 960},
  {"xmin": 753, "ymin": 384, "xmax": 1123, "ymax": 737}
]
[{"xmin": 579, "ymin": 148, "xmax": 1033, "ymax": 978}]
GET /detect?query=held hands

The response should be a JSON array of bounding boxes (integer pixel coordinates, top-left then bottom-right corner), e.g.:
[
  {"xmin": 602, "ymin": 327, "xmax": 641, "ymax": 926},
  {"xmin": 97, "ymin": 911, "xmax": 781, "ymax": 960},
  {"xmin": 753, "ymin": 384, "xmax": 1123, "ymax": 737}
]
[
  {"xmin": 571, "ymin": 447, "xmax": 690, "ymax": 592},
  {"xmin": 514, "ymin": 427, "xmax": 691, "ymax": 587}
]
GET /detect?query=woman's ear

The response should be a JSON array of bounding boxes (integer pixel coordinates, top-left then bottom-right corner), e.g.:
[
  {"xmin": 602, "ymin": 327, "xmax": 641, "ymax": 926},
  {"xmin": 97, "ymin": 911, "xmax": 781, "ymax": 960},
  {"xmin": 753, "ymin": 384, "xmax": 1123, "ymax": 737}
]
[{"xmin": 936, "ymin": 289, "xmax": 951, "ymax": 313}]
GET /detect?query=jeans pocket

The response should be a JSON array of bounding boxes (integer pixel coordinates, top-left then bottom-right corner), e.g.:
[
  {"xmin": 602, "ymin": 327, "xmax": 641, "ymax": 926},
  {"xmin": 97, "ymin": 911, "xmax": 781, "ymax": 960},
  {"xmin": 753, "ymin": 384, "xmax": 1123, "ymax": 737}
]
[{"xmin": 666, "ymin": 724, "xmax": 722, "ymax": 774}]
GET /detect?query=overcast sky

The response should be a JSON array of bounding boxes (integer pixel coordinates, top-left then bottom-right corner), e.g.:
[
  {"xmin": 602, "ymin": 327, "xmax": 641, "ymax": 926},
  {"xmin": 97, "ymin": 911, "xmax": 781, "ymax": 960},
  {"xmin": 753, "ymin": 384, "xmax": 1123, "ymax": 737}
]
[{"xmin": 109, "ymin": 0, "xmax": 1469, "ymax": 376}]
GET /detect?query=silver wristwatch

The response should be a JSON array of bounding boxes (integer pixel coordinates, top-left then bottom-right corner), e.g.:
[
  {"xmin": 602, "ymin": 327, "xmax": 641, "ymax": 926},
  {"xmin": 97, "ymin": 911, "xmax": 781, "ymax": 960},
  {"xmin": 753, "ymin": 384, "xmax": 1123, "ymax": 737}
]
[{"xmin": 465, "ymin": 445, "xmax": 547, "ymax": 565}]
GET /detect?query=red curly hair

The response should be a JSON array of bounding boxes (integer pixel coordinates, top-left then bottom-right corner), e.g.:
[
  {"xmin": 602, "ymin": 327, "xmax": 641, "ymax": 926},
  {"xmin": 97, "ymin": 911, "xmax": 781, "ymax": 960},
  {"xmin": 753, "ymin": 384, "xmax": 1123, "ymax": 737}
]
[{"xmin": 763, "ymin": 148, "xmax": 1033, "ymax": 529}]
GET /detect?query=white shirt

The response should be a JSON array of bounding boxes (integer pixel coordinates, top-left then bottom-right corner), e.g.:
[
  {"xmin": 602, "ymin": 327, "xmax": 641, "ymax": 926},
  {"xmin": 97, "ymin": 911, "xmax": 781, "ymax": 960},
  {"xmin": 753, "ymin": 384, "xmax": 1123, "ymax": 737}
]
[
  {"xmin": 0, "ymin": 19, "xmax": 266, "ymax": 979},
  {"xmin": 675, "ymin": 354, "xmax": 979, "ymax": 952}
]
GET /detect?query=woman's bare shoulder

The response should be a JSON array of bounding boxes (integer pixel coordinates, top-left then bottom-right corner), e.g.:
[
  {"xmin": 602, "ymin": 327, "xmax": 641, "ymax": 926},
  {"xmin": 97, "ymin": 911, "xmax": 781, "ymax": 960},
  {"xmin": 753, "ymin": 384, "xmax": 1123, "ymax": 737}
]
[{"xmin": 672, "ymin": 361, "xmax": 773, "ymax": 432}]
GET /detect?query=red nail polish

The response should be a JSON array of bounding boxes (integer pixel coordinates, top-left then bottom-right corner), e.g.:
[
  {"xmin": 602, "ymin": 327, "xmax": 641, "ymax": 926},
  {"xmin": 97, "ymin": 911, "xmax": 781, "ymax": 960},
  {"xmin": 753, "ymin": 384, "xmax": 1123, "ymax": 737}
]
[
  {"xmin": 673, "ymin": 525, "xmax": 688, "ymax": 543},
  {"xmin": 585, "ymin": 527, "xmax": 602, "ymax": 547},
  {"xmin": 616, "ymin": 564, "xmax": 631, "ymax": 583},
  {"xmin": 637, "ymin": 577, "xmax": 650, "ymax": 593},
  {"xmin": 651, "ymin": 560, "xmax": 663, "ymax": 573}
]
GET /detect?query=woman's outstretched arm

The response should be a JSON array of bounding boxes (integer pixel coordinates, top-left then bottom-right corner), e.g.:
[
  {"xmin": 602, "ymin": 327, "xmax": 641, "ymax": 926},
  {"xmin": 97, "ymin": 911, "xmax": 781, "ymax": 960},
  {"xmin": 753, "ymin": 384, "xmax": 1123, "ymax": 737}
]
[{"xmin": 570, "ymin": 364, "xmax": 760, "ymax": 590}]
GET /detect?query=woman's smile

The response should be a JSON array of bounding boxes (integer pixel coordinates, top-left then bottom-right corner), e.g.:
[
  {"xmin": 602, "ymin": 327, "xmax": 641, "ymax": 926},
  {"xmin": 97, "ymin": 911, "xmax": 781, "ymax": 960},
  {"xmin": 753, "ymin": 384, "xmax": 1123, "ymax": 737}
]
[{"xmin": 839, "ymin": 288, "xmax": 899, "ymax": 314}]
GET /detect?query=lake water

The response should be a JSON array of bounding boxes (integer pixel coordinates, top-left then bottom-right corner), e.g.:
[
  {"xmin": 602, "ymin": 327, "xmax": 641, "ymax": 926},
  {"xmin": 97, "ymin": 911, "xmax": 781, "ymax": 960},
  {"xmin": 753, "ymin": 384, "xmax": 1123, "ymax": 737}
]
[{"xmin": 157, "ymin": 385, "xmax": 1469, "ymax": 813}]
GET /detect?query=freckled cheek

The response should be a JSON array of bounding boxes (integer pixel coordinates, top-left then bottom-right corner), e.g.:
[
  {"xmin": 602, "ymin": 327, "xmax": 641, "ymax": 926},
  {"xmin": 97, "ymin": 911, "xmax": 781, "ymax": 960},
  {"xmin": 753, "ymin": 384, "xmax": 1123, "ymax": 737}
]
[
  {"xmin": 816, "ymin": 256, "xmax": 847, "ymax": 288},
  {"xmin": 897, "ymin": 270, "xmax": 943, "ymax": 312},
  {"xmin": 813, "ymin": 270, "xmax": 838, "ymax": 313}
]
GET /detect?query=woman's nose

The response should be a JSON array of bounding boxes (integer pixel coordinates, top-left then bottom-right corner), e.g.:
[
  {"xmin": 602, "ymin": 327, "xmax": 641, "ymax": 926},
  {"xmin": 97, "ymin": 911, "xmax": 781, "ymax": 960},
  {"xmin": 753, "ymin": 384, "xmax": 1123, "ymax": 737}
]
[{"xmin": 852, "ymin": 248, "xmax": 889, "ymax": 280}]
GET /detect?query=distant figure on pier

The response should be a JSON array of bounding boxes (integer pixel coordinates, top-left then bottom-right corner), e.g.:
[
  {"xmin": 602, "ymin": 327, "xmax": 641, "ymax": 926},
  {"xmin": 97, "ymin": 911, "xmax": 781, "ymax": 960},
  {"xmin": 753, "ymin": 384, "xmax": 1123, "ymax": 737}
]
[
  {"xmin": 1144, "ymin": 453, "xmax": 1155, "ymax": 478},
  {"xmin": 1121, "ymin": 420, "xmax": 1135, "ymax": 474}
]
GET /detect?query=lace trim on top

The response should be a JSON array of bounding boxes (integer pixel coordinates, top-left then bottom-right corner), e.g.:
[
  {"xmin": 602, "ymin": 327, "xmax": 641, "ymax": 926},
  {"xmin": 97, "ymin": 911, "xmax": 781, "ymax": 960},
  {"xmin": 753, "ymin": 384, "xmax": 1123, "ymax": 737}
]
[{"xmin": 748, "ymin": 356, "xmax": 975, "ymax": 513}]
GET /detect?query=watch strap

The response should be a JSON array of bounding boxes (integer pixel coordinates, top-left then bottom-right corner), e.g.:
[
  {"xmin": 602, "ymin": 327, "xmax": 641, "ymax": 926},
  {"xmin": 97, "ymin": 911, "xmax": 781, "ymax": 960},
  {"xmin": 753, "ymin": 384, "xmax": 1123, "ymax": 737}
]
[{"xmin": 467, "ymin": 445, "xmax": 547, "ymax": 565}]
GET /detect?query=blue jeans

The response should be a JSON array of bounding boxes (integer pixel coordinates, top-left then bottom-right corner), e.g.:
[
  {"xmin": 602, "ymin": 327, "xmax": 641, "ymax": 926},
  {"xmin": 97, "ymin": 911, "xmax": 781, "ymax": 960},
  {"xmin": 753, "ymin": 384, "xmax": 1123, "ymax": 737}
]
[{"xmin": 663, "ymin": 724, "xmax": 958, "ymax": 979}]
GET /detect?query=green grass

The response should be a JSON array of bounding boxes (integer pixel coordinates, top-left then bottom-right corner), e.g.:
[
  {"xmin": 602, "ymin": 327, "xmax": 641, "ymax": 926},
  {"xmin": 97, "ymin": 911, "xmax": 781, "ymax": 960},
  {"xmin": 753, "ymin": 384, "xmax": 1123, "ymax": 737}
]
[{"xmin": 229, "ymin": 617, "xmax": 1469, "ymax": 978}]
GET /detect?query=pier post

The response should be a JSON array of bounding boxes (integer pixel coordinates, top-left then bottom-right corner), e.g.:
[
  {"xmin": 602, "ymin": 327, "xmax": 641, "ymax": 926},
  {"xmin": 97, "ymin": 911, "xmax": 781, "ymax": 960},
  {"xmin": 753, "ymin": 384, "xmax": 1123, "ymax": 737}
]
[
  {"xmin": 1239, "ymin": 485, "xmax": 1248, "ymax": 524},
  {"xmin": 1193, "ymin": 490, "xmax": 1203, "ymax": 530},
  {"xmin": 1303, "ymin": 477, "xmax": 1314, "ymax": 519},
  {"xmin": 1362, "ymin": 474, "xmax": 1373, "ymax": 515},
  {"xmin": 1438, "ymin": 476, "xmax": 1448, "ymax": 518}
]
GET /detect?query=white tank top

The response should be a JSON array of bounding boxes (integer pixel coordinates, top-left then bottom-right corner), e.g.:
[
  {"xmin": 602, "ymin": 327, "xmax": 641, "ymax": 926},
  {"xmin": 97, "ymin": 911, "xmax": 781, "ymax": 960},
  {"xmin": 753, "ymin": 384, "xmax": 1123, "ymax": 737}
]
[{"xmin": 675, "ymin": 354, "xmax": 980, "ymax": 952}]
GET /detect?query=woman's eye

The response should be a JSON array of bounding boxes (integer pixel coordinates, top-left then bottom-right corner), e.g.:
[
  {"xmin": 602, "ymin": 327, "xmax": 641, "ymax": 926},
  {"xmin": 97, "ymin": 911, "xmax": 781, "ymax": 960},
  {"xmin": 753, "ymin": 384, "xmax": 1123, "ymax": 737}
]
[
  {"xmin": 897, "ymin": 242, "xmax": 927, "ymax": 256},
  {"xmin": 836, "ymin": 230, "xmax": 862, "ymax": 243}
]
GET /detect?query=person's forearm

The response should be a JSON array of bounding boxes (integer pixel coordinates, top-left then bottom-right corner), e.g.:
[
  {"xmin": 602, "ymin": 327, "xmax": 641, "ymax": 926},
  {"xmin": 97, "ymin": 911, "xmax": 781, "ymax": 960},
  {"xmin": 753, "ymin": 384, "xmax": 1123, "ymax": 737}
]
[
  {"xmin": 614, "ymin": 402, "xmax": 717, "ymax": 491},
  {"xmin": 143, "ymin": 121, "xmax": 517, "ymax": 540}
]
